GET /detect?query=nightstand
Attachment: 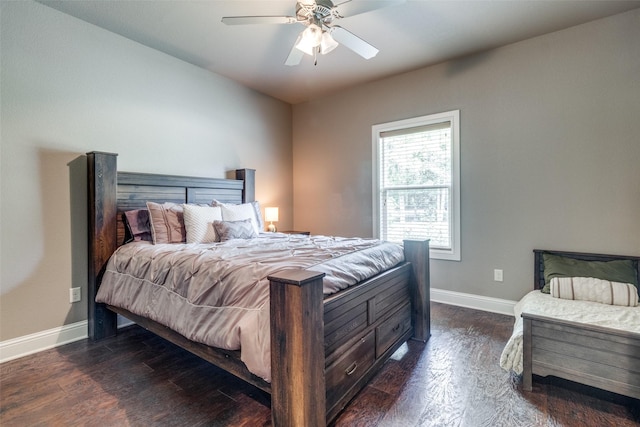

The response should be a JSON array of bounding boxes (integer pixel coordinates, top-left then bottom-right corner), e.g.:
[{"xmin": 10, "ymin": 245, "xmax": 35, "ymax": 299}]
[{"xmin": 280, "ymin": 230, "xmax": 310, "ymax": 236}]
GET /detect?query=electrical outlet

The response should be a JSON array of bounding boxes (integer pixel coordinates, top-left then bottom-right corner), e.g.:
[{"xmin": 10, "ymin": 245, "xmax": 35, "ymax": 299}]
[
  {"xmin": 493, "ymin": 269, "xmax": 503, "ymax": 282},
  {"xmin": 70, "ymin": 287, "xmax": 81, "ymax": 303}
]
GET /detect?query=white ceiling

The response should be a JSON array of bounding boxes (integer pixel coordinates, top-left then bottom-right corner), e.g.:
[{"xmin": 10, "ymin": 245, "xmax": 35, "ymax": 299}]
[{"xmin": 38, "ymin": 0, "xmax": 640, "ymax": 104}]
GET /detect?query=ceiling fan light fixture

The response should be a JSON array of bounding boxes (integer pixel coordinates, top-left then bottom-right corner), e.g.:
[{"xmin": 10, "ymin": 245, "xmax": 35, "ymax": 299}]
[
  {"xmin": 224, "ymin": 0, "xmax": 387, "ymax": 66},
  {"xmin": 295, "ymin": 23, "xmax": 322, "ymax": 55},
  {"xmin": 320, "ymin": 31, "xmax": 338, "ymax": 55}
]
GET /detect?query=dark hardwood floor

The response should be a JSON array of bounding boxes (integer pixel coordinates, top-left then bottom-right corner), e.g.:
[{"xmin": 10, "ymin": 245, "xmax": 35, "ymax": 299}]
[{"xmin": 1, "ymin": 302, "xmax": 638, "ymax": 426}]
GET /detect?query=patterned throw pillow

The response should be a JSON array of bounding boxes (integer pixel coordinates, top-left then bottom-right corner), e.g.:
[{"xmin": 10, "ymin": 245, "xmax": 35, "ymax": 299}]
[
  {"xmin": 550, "ymin": 276, "xmax": 638, "ymax": 307},
  {"xmin": 213, "ymin": 219, "xmax": 258, "ymax": 241},
  {"xmin": 183, "ymin": 205, "xmax": 223, "ymax": 243}
]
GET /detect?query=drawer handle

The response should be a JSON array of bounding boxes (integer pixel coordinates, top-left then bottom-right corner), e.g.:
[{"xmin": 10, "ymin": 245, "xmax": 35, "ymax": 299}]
[
  {"xmin": 345, "ymin": 362, "xmax": 358, "ymax": 376},
  {"xmin": 392, "ymin": 324, "xmax": 401, "ymax": 332}
]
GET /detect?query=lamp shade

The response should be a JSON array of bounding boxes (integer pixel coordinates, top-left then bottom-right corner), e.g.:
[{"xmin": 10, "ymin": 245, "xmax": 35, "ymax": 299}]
[
  {"xmin": 265, "ymin": 207, "xmax": 279, "ymax": 222},
  {"xmin": 320, "ymin": 31, "xmax": 338, "ymax": 55},
  {"xmin": 295, "ymin": 24, "xmax": 322, "ymax": 55}
]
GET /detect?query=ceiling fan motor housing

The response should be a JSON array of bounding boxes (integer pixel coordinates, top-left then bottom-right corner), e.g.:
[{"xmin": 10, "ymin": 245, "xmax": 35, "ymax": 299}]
[{"xmin": 296, "ymin": 0, "xmax": 337, "ymax": 27}]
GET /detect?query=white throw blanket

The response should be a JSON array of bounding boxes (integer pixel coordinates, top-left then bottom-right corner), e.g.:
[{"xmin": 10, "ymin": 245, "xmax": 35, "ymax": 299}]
[{"xmin": 499, "ymin": 290, "xmax": 640, "ymax": 375}]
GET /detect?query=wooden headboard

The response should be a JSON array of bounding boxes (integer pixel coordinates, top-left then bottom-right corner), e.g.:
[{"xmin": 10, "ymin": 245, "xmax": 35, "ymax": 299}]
[
  {"xmin": 86, "ymin": 151, "xmax": 255, "ymax": 340},
  {"xmin": 115, "ymin": 170, "xmax": 253, "ymax": 246},
  {"xmin": 533, "ymin": 249, "xmax": 640, "ymax": 290}
]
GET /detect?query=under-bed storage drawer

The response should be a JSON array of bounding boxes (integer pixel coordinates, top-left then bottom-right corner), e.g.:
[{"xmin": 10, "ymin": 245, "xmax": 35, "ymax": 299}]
[
  {"xmin": 376, "ymin": 302, "xmax": 412, "ymax": 358},
  {"xmin": 325, "ymin": 330, "xmax": 375, "ymax": 410},
  {"xmin": 324, "ymin": 300, "xmax": 369, "ymax": 355}
]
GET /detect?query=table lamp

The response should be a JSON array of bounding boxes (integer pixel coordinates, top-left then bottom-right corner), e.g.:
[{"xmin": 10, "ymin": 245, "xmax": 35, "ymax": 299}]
[{"xmin": 265, "ymin": 207, "xmax": 279, "ymax": 232}]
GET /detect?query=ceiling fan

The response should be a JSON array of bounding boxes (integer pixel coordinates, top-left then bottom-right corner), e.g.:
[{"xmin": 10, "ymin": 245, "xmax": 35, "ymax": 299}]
[{"xmin": 222, "ymin": 0, "xmax": 402, "ymax": 66}]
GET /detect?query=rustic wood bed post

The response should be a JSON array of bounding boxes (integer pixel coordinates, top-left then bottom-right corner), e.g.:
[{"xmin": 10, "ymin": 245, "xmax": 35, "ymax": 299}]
[
  {"xmin": 404, "ymin": 239, "xmax": 431, "ymax": 341},
  {"xmin": 235, "ymin": 168, "xmax": 255, "ymax": 203},
  {"xmin": 268, "ymin": 270, "xmax": 327, "ymax": 427},
  {"xmin": 87, "ymin": 151, "xmax": 119, "ymax": 341}
]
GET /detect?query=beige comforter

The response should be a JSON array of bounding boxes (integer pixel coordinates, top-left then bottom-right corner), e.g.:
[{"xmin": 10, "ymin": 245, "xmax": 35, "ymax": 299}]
[
  {"xmin": 96, "ymin": 233, "xmax": 405, "ymax": 381},
  {"xmin": 499, "ymin": 290, "xmax": 640, "ymax": 375}
]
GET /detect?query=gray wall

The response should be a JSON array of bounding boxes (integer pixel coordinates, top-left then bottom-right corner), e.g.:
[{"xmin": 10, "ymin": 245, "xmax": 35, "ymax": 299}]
[
  {"xmin": 292, "ymin": 9, "xmax": 640, "ymax": 301},
  {"xmin": 0, "ymin": 1, "xmax": 293, "ymax": 341},
  {"xmin": 2, "ymin": 2, "xmax": 639, "ymax": 344}
]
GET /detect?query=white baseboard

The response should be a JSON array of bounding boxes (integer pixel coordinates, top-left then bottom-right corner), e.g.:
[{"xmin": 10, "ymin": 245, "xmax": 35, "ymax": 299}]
[
  {"xmin": 0, "ymin": 315, "xmax": 134, "ymax": 363},
  {"xmin": 0, "ymin": 320, "xmax": 88, "ymax": 364},
  {"xmin": 1, "ymin": 291, "xmax": 513, "ymax": 364},
  {"xmin": 0, "ymin": 315, "xmax": 136, "ymax": 364},
  {"xmin": 431, "ymin": 288, "xmax": 516, "ymax": 316}
]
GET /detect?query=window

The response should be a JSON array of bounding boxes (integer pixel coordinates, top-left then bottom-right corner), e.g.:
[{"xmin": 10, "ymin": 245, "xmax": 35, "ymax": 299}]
[{"xmin": 372, "ymin": 110, "xmax": 460, "ymax": 261}]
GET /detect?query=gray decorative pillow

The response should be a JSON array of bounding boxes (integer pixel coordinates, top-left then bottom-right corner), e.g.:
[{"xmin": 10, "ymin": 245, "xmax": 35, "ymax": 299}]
[
  {"xmin": 213, "ymin": 219, "xmax": 258, "ymax": 241},
  {"xmin": 212, "ymin": 200, "xmax": 264, "ymax": 233}
]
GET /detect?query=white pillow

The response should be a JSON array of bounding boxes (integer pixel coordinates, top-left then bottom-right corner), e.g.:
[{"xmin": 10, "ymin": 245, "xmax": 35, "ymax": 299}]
[
  {"xmin": 212, "ymin": 200, "xmax": 264, "ymax": 232},
  {"xmin": 219, "ymin": 203, "xmax": 261, "ymax": 234},
  {"xmin": 550, "ymin": 276, "xmax": 639, "ymax": 307},
  {"xmin": 182, "ymin": 204, "xmax": 222, "ymax": 243}
]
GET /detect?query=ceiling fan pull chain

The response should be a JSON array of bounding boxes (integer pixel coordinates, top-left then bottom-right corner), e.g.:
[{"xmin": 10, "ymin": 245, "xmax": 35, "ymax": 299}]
[{"xmin": 314, "ymin": 47, "xmax": 318, "ymax": 66}]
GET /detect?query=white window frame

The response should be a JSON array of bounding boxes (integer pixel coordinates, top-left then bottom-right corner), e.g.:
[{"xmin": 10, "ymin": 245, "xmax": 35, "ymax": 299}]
[{"xmin": 372, "ymin": 110, "xmax": 461, "ymax": 261}]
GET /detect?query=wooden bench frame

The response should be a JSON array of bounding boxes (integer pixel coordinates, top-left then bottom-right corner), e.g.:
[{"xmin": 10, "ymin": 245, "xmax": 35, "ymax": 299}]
[{"xmin": 522, "ymin": 249, "xmax": 640, "ymax": 400}]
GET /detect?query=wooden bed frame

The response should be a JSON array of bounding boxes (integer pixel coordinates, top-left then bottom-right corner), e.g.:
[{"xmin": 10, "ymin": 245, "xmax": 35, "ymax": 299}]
[
  {"xmin": 522, "ymin": 249, "xmax": 640, "ymax": 399},
  {"xmin": 82, "ymin": 151, "xmax": 431, "ymax": 426}
]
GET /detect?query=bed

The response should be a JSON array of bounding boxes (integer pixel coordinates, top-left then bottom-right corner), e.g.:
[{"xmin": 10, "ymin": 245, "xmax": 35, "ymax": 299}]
[
  {"xmin": 500, "ymin": 249, "xmax": 640, "ymax": 400},
  {"xmin": 80, "ymin": 151, "xmax": 431, "ymax": 426}
]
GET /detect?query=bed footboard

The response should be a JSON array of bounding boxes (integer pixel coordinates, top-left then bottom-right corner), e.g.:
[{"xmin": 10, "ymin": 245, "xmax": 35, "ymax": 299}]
[
  {"xmin": 522, "ymin": 312, "xmax": 640, "ymax": 399},
  {"xmin": 268, "ymin": 239, "xmax": 430, "ymax": 426}
]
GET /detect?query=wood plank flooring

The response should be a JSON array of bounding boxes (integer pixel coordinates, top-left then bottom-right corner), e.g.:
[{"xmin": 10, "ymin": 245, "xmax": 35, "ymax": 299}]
[{"xmin": 1, "ymin": 302, "xmax": 638, "ymax": 426}]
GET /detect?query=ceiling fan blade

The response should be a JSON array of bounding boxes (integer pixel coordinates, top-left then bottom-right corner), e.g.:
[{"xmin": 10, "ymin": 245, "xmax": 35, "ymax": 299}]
[
  {"xmin": 330, "ymin": 26, "xmax": 378, "ymax": 59},
  {"xmin": 221, "ymin": 16, "xmax": 297, "ymax": 25},
  {"xmin": 285, "ymin": 35, "xmax": 305, "ymax": 66},
  {"xmin": 333, "ymin": 0, "xmax": 405, "ymax": 19}
]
